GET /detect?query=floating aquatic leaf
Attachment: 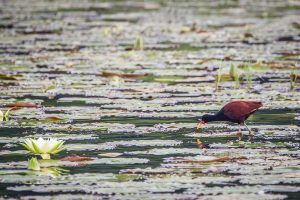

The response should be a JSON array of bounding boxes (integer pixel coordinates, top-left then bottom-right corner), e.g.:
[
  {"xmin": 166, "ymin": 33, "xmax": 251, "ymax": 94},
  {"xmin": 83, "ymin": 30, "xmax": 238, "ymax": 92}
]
[
  {"xmin": 115, "ymin": 174, "xmax": 142, "ymax": 182},
  {"xmin": 45, "ymin": 116, "xmax": 64, "ymax": 122},
  {"xmin": 61, "ymin": 156, "xmax": 94, "ymax": 162},
  {"xmin": 0, "ymin": 150, "xmax": 29, "ymax": 156},
  {"xmin": 176, "ymin": 156, "xmax": 247, "ymax": 164},
  {"xmin": 45, "ymin": 85, "xmax": 56, "ymax": 92},
  {"xmin": 65, "ymin": 143, "xmax": 116, "ymax": 151},
  {"xmin": 99, "ymin": 153, "xmax": 123, "ymax": 157},
  {"xmin": 107, "ymin": 140, "xmax": 182, "ymax": 147},
  {"xmin": 7, "ymin": 102, "xmax": 38, "ymax": 108},
  {"xmin": 125, "ymin": 148, "xmax": 201, "ymax": 155}
]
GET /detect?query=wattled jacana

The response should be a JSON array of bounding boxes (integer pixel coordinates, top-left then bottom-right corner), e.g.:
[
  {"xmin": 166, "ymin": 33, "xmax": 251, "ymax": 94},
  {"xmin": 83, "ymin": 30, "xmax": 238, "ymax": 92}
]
[{"xmin": 197, "ymin": 101, "xmax": 263, "ymax": 139}]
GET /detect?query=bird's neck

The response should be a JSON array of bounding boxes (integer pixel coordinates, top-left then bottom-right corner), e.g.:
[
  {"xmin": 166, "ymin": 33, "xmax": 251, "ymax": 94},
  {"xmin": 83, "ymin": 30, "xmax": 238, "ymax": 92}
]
[{"xmin": 204, "ymin": 113, "xmax": 226, "ymax": 123}]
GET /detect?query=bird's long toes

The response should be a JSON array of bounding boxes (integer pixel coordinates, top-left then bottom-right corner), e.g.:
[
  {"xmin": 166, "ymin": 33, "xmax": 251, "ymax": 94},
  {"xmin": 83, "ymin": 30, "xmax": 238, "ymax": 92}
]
[{"xmin": 248, "ymin": 132, "xmax": 255, "ymax": 141}]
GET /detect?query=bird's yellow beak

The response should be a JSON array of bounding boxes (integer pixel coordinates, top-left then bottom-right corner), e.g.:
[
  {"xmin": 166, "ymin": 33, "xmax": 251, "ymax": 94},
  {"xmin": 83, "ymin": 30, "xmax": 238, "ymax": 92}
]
[{"xmin": 197, "ymin": 120, "xmax": 205, "ymax": 129}]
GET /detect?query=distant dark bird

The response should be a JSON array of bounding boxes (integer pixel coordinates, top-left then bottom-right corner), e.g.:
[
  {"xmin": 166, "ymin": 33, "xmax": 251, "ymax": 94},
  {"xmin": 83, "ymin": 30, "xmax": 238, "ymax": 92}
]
[{"xmin": 197, "ymin": 101, "xmax": 263, "ymax": 139}]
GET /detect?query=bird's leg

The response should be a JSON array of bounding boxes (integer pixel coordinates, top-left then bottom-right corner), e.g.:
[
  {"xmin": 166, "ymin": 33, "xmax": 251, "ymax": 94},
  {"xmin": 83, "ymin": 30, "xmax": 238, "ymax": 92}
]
[
  {"xmin": 237, "ymin": 124, "xmax": 243, "ymax": 140},
  {"xmin": 244, "ymin": 121, "xmax": 254, "ymax": 140}
]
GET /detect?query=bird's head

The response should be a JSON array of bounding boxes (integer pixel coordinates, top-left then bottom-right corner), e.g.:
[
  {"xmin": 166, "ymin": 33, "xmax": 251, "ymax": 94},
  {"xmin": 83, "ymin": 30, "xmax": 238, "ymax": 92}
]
[{"xmin": 197, "ymin": 115, "xmax": 209, "ymax": 129}]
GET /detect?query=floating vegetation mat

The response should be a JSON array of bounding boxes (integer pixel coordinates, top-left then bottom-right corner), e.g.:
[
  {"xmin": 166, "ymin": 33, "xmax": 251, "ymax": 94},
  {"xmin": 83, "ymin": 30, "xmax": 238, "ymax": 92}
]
[{"xmin": 0, "ymin": 0, "xmax": 299, "ymax": 199}]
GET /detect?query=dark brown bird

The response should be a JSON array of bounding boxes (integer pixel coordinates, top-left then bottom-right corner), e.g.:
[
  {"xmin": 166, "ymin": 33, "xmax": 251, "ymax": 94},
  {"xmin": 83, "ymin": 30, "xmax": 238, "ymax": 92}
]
[{"xmin": 197, "ymin": 101, "xmax": 263, "ymax": 139}]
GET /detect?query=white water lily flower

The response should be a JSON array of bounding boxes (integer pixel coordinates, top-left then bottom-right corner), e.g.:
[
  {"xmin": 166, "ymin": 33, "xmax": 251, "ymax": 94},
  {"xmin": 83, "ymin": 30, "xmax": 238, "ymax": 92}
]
[{"xmin": 21, "ymin": 138, "xmax": 65, "ymax": 159}]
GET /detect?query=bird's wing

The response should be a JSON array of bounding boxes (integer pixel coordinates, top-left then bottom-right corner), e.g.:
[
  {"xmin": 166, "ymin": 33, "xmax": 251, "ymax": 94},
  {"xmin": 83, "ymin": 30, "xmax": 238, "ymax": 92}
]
[{"xmin": 223, "ymin": 101, "xmax": 262, "ymax": 121}]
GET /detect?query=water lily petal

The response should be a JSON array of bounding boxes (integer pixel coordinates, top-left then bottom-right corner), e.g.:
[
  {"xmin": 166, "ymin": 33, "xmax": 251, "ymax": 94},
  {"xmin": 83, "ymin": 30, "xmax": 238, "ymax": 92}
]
[
  {"xmin": 31, "ymin": 140, "xmax": 43, "ymax": 154},
  {"xmin": 51, "ymin": 147, "xmax": 66, "ymax": 155},
  {"xmin": 22, "ymin": 139, "xmax": 35, "ymax": 151},
  {"xmin": 48, "ymin": 141, "xmax": 64, "ymax": 154},
  {"xmin": 20, "ymin": 143, "xmax": 36, "ymax": 154}
]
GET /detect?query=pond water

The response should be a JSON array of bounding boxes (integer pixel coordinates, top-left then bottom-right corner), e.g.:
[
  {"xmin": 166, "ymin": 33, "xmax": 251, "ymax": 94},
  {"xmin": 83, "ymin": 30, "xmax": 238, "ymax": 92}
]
[{"xmin": 0, "ymin": 0, "xmax": 299, "ymax": 199}]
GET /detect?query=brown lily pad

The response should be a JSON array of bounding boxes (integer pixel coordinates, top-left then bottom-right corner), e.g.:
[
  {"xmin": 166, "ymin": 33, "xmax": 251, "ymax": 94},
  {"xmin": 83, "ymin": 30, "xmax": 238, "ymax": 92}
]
[
  {"xmin": 61, "ymin": 156, "xmax": 94, "ymax": 162},
  {"xmin": 6, "ymin": 102, "xmax": 39, "ymax": 108}
]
